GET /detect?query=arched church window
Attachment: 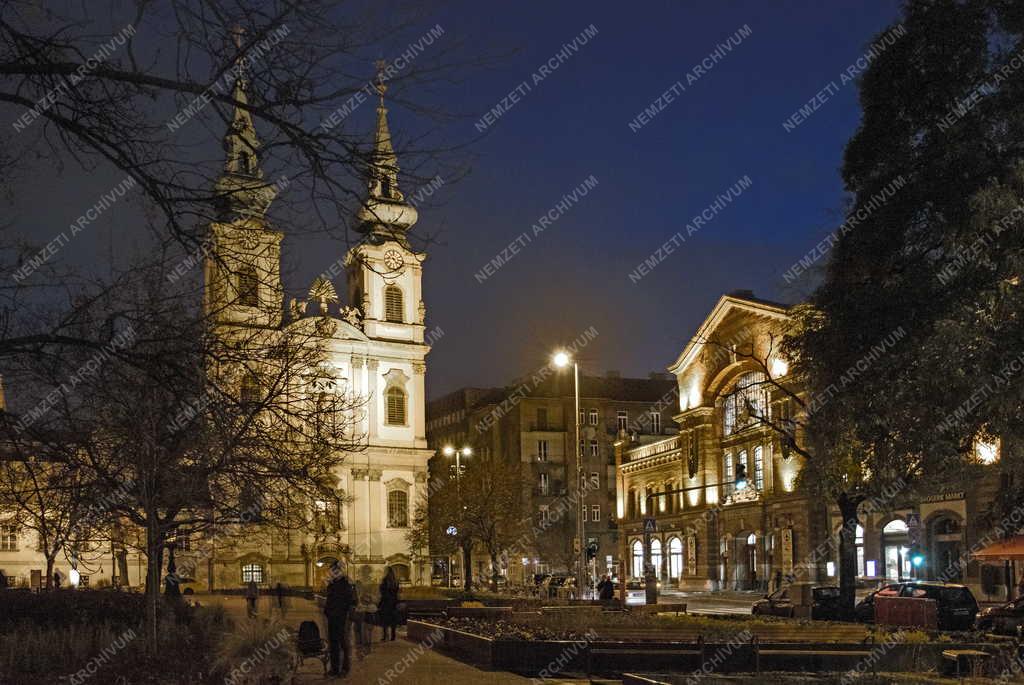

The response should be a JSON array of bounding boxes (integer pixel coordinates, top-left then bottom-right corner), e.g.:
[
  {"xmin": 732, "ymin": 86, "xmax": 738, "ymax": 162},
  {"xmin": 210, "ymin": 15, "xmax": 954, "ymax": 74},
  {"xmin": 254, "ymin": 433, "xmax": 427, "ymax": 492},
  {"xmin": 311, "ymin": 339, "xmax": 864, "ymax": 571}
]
[
  {"xmin": 387, "ymin": 490, "xmax": 408, "ymax": 528},
  {"xmin": 240, "ymin": 373, "xmax": 260, "ymax": 405},
  {"xmin": 386, "ymin": 386, "xmax": 407, "ymax": 425},
  {"xmin": 237, "ymin": 266, "xmax": 259, "ymax": 307},
  {"xmin": 384, "ymin": 285, "xmax": 403, "ymax": 323}
]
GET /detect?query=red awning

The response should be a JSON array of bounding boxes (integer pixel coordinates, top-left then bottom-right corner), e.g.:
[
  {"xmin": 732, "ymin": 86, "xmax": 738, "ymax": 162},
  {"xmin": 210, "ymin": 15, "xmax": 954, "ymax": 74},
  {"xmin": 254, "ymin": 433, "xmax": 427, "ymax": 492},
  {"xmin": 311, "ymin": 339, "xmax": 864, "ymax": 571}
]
[{"xmin": 972, "ymin": 535, "xmax": 1024, "ymax": 562}]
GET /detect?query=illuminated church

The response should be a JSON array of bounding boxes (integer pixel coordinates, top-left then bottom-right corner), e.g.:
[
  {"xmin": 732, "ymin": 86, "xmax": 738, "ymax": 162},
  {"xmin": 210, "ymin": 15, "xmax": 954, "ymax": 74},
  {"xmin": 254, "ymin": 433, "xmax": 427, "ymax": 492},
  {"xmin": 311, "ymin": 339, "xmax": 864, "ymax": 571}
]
[{"xmin": 199, "ymin": 70, "xmax": 433, "ymax": 588}]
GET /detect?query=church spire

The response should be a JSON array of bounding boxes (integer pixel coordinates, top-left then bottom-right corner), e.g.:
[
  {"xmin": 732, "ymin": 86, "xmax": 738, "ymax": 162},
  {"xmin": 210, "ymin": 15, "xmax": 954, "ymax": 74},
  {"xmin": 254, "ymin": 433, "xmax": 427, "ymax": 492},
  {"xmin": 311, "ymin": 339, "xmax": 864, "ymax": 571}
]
[
  {"xmin": 214, "ymin": 26, "xmax": 277, "ymax": 220},
  {"xmin": 356, "ymin": 60, "xmax": 418, "ymax": 238}
]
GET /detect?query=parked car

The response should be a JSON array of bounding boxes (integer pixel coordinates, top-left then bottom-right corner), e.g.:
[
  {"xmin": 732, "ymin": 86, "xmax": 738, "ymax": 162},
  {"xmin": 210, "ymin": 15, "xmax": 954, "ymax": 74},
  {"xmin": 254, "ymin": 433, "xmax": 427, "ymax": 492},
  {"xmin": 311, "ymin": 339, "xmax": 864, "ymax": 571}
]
[
  {"xmin": 625, "ymin": 578, "xmax": 662, "ymax": 591},
  {"xmin": 854, "ymin": 582, "xmax": 904, "ymax": 623},
  {"xmin": 896, "ymin": 581, "xmax": 979, "ymax": 631},
  {"xmin": 976, "ymin": 596, "xmax": 1024, "ymax": 635},
  {"xmin": 752, "ymin": 584, "xmax": 843, "ymax": 620}
]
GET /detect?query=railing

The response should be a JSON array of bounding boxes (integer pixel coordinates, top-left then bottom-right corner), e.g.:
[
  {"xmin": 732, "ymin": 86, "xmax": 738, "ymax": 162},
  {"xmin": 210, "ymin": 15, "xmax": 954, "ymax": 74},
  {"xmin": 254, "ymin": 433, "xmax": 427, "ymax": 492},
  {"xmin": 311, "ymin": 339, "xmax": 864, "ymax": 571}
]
[{"xmin": 623, "ymin": 435, "xmax": 682, "ymax": 463}]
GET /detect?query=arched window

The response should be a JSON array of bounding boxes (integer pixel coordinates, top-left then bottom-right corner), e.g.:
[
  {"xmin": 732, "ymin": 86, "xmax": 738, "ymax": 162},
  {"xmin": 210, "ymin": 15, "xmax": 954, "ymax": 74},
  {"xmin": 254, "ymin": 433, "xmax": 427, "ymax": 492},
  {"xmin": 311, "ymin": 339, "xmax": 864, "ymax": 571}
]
[
  {"xmin": 631, "ymin": 540, "xmax": 644, "ymax": 579},
  {"xmin": 650, "ymin": 539, "xmax": 663, "ymax": 579},
  {"xmin": 386, "ymin": 387, "xmax": 407, "ymax": 425},
  {"xmin": 883, "ymin": 519, "xmax": 908, "ymax": 534},
  {"xmin": 237, "ymin": 266, "xmax": 259, "ymax": 307},
  {"xmin": 668, "ymin": 537, "xmax": 683, "ymax": 579},
  {"xmin": 753, "ymin": 446, "xmax": 764, "ymax": 490},
  {"xmin": 240, "ymin": 373, "xmax": 260, "ymax": 405},
  {"xmin": 387, "ymin": 490, "xmax": 408, "ymax": 528},
  {"xmin": 724, "ymin": 452, "xmax": 734, "ymax": 495},
  {"xmin": 384, "ymin": 285, "xmax": 404, "ymax": 323},
  {"xmin": 722, "ymin": 371, "xmax": 769, "ymax": 435}
]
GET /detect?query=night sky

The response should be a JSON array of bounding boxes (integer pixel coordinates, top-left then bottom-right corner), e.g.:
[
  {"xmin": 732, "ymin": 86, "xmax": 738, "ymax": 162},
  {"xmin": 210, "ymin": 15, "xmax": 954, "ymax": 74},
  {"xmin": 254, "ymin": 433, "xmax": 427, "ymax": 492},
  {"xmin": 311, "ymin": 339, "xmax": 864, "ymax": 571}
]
[{"xmin": 7, "ymin": 0, "xmax": 904, "ymax": 400}]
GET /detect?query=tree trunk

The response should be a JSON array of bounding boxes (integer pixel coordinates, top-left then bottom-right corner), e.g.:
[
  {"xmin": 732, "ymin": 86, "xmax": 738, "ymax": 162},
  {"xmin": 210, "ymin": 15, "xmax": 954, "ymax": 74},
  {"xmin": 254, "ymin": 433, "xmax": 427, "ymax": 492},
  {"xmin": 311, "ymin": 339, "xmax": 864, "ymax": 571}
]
[
  {"xmin": 44, "ymin": 554, "xmax": 55, "ymax": 590},
  {"xmin": 144, "ymin": 516, "xmax": 162, "ymax": 655},
  {"xmin": 489, "ymin": 552, "xmax": 499, "ymax": 593},
  {"xmin": 461, "ymin": 542, "xmax": 472, "ymax": 592},
  {"xmin": 837, "ymin": 492, "xmax": 860, "ymax": 618}
]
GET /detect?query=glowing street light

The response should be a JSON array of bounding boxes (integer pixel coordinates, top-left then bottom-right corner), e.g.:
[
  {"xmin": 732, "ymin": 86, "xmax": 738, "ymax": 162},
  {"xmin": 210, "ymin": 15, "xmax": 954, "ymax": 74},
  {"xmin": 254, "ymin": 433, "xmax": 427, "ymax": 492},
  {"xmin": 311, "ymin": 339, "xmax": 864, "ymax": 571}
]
[{"xmin": 551, "ymin": 349, "xmax": 586, "ymax": 598}]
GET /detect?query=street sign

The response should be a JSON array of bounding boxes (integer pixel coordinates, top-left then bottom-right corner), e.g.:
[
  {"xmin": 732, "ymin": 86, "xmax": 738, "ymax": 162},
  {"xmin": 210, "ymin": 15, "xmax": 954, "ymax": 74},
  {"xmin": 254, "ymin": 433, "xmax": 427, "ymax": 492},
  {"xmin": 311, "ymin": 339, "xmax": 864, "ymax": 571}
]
[{"xmin": 643, "ymin": 518, "xmax": 657, "ymax": 533}]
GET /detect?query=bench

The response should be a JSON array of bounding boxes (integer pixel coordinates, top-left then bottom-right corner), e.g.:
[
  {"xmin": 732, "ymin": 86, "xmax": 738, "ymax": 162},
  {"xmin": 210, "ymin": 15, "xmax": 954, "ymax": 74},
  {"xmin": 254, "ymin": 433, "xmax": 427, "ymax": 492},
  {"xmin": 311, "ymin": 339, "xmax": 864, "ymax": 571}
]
[
  {"xmin": 586, "ymin": 638, "xmax": 704, "ymax": 677},
  {"xmin": 942, "ymin": 649, "xmax": 991, "ymax": 678},
  {"xmin": 753, "ymin": 637, "xmax": 872, "ymax": 674}
]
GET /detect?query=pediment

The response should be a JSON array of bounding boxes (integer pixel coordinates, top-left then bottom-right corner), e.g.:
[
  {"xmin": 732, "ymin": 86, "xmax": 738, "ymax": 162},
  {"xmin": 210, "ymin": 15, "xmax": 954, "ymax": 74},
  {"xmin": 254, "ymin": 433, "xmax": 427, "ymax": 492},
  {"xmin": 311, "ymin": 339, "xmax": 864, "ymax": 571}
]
[{"xmin": 283, "ymin": 315, "xmax": 370, "ymax": 342}]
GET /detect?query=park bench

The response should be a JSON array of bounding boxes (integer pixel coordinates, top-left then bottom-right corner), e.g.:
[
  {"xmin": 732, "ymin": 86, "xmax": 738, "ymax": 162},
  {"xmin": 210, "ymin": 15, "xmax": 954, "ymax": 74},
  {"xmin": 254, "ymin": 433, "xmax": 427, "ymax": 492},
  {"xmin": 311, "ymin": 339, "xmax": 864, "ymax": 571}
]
[
  {"xmin": 942, "ymin": 648, "xmax": 992, "ymax": 679},
  {"xmin": 585, "ymin": 638, "xmax": 705, "ymax": 677},
  {"xmin": 752, "ymin": 636, "xmax": 873, "ymax": 674}
]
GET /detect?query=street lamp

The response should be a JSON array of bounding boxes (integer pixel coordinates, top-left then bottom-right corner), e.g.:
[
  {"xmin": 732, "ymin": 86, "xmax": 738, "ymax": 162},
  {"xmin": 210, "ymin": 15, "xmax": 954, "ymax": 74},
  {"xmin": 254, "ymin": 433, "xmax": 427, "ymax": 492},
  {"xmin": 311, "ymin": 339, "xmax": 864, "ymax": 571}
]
[
  {"xmin": 442, "ymin": 444, "xmax": 472, "ymax": 589},
  {"xmin": 552, "ymin": 350, "xmax": 586, "ymax": 599}
]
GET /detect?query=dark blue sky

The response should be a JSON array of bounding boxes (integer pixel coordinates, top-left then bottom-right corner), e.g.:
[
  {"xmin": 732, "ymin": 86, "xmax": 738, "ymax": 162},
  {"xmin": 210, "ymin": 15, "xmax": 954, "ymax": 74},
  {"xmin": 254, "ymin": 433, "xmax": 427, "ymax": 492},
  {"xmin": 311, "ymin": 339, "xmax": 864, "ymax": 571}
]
[
  {"xmin": 409, "ymin": 0, "xmax": 902, "ymax": 397},
  {"xmin": 6, "ymin": 0, "xmax": 905, "ymax": 400}
]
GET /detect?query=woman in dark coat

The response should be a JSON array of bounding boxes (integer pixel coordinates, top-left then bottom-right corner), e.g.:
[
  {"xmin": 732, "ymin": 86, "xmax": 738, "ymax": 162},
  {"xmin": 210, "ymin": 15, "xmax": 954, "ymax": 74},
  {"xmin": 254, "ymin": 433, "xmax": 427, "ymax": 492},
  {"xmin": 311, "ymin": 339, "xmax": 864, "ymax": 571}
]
[{"xmin": 378, "ymin": 567, "xmax": 401, "ymax": 641}]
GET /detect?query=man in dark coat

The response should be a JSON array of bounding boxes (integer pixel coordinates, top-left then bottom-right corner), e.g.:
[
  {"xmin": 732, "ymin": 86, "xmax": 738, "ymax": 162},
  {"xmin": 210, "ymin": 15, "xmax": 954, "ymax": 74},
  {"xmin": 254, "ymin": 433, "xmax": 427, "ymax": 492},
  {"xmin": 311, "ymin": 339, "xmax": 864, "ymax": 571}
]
[
  {"xmin": 324, "ymin": 563, "xmax": 357, "ymax": 676},
  {"xmin": 597, "ymin": 575, "xmax": 615, "ymax": 601}
]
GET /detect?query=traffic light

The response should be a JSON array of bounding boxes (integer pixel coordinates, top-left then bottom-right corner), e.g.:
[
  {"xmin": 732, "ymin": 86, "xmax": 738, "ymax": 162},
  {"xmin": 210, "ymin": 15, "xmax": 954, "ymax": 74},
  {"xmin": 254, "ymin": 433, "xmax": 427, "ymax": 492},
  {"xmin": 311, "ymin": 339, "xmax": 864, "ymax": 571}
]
[
  {"xmin": 586, "ymin": 541, "xmax": 598, "ymax": 560},
  {"xmin": 909, "ymin": 546, "xmax": 925, "ymax": 569},
  {"xmin": 735, "ymin": 463, "xmax": 748, "ymax": 491}
]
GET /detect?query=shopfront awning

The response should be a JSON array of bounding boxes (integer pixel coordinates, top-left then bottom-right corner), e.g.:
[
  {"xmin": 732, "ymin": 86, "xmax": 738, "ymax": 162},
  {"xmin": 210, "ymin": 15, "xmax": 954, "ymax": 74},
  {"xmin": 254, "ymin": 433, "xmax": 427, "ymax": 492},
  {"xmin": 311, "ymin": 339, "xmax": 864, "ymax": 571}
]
[{"xmin": 972, "ymin": 535, "xmax": 1024, "ymax": 562}]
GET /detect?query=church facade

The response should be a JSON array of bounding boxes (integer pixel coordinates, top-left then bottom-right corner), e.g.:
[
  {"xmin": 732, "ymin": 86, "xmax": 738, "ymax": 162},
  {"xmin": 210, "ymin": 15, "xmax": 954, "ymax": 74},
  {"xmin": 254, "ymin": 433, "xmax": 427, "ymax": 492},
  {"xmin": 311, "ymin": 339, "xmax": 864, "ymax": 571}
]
[{"xmin": 196, "ymin": 72, "xmax": 434, "ymax": 589}]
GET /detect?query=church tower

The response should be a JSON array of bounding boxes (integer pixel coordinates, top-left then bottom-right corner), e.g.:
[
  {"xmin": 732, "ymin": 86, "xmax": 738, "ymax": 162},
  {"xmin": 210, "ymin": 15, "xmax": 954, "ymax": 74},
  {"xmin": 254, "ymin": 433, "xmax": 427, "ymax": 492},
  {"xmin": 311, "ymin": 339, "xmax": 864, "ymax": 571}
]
[
  {"xmin": 203, "ymin": 65, "xmax": 284, "ymax": 329},
  {"xmin": 345, "ymin": 65, "xmax": 427, "ymax": 346}
]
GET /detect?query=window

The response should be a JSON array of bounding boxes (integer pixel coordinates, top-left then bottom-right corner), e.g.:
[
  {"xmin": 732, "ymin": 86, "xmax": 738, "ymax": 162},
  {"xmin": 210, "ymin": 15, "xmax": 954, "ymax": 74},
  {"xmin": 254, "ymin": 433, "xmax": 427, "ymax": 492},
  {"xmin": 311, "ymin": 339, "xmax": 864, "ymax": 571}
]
[
  {"xmin": 650, "ymin": 412, "xmax": 661, "ymax": 434},
  {"xmin": 384, "ymin": 285, "xmax": 404, "ymax": 323},
  {"xmin": 168, "ymin": 527, "xmax": 191, "ymax": 552},
  {"xmin": 723, "ymin": 372, "xmax": 769, "ymax": 435},
  {"xmin": 591, "ymin": 505, "xmax": 600, "ymax": 522},
  {"xmin": 539, "ymin": 473, "xmax": 549, "ymax": 494},
  {"xmin": 590, "ymin": 471, "xmax": 599, "ymax": 489},
  {"xmin": 239, "ymin": 373, "xmax": 260, "ymax": 405},
  {"xmin": 579, "ymin": 411, "xmax": 585, "ymax": 426},
  {"xmin": 387, "ymin": 490, "xmax": 408, "ymax": 528},
  {"xmin": 242, "ymin": 563, "xmax": 264, "ymax": 583},
  {"xmin": 537, "ymin": 440, "xmax": 548, "ymax": 461},
  {"xmin": 539, "ymin": 506, "xmax": 549, "ymax": 525},
  {"xmin": 588, "ymin": 409, "xmax": 598, "ymax": 425},
  {"xmin": 753, "ymin": 446, "xmax": 764, "ymax": 490},
  {"xmin": 650, "ymin": 539, "xmax": 663, "ymax": 579},
  {"xmin": 536, "ymin": 408, "xmax": 548, "ymax": 430},
  {"xmin": 386, "ymin": 387, "xmax": 407, "ymax": 425},
  {"xmin": 583, "ymin": 506, "xmax": 588, "ymax": 522},
  {"xmin": 589, "ymin": 440, "xmax": 598, "ymax": 457},
  {"xmin": 0, "ymin": 524, "xmax": 17, "ymax": 551},
  {"xmin": 631, "ymin": 540, "xmax": 644, "ymax": 578},
  {"xmin": 616, "ymin": 411, "xmax": 628, "ymax": 431},
  {"xmin": 237, "ymin": 266, "xmax": 259, "ymax": 307},
  {"xmin": 313, "ymin": 498, "xmax": 342, "ymax": 532},
  {"xmin": 724, "ymin": 452, "xmax": 734, "ymax": 490},
  {"xmin": 668, "ymin": 537, "xmax": 683, "ymax": 579}
]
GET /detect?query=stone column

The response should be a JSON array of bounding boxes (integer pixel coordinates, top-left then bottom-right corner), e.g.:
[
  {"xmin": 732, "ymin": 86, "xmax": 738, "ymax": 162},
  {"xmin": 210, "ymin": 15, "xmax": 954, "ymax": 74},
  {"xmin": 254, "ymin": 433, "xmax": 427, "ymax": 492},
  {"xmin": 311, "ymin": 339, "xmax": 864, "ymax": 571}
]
[
  {"xmin": 367, "ymin": 359, "xmax": 379, "ymax": 440},
  {"xmin": 412, "ymin": 362, "xmax": 427, "ymax": 442}
]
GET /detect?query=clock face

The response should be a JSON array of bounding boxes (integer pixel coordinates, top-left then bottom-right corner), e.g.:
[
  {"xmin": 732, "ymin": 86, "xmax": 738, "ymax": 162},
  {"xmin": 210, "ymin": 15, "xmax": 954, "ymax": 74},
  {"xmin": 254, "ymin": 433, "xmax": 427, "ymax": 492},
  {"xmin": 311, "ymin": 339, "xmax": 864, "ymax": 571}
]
[{"xmin": 383, "ymin": 249, "xmax": 404, "ymax": 271}]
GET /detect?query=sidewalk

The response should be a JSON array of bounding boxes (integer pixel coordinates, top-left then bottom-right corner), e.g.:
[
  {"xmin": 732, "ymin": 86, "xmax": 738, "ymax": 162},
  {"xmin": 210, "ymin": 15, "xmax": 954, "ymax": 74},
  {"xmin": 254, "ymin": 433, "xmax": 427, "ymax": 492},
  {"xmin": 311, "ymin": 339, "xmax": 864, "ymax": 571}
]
[{"xmin": 292, "ymin": 631, "xmax": 537, "ymax": 684}]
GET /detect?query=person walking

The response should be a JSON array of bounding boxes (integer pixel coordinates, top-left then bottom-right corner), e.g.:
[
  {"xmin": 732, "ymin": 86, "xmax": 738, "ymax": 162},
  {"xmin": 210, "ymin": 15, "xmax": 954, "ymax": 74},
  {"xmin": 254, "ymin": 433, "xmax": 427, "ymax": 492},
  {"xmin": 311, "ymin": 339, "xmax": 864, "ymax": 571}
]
[
  {"xmin": 274, "ymin": 582, "xmax": 286, "ymax": 616},
  {"xmin": 378, "ymin": 567, "xmax": 401, "ymax": 641},
  {"xmin": 245, "ymin": 580, "xmax": 258, "ymax": 617},
  {"xmin": 597, "ymin": 574, "xmax": 615, "ymax": 601},
  {"xmin": 324, "ymin": 563, "xmax": 357, "ymax": 677}
]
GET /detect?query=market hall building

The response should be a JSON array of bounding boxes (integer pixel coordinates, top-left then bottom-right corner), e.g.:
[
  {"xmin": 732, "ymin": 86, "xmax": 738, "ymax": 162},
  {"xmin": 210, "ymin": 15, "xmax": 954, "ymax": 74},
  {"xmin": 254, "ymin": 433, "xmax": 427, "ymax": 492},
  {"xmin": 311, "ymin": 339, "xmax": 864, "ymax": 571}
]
[{"xmin": 615, "ymin": 291, "xmax": 1012, "ymax": 599}]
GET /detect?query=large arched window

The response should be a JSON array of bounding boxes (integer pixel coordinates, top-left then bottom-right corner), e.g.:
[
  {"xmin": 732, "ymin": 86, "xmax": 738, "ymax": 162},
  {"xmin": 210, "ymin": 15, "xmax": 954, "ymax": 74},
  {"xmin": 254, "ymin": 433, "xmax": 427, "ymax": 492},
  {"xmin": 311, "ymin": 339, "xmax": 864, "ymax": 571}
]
[
  {"xmin": 668, "ymin": 537, "xmax": 683, "ymax": 579},
  {"xmin": 384, "ymin": 285, "xmax": 404, "ymax": 323},
  {"xmin": 722, "ymin": 371, "xmax": 769, "ymax": 435},
  {"xmin": 631, "ymin": 540, "xmax": 644, "ymax": 579},
  {"xmin": 387, "ymin": 490, "xmax": 408, "ymax": 528},
  {"xmin": 650, "ymin": 539, "xmax": 663, "ymax": 579},
  {"xmin": 753, "ymin": 446, "xmax": 764, "ymax": 490},
  {"xmin": 386, "ymin": 387, "xmax": 407, "ymax": 425}
]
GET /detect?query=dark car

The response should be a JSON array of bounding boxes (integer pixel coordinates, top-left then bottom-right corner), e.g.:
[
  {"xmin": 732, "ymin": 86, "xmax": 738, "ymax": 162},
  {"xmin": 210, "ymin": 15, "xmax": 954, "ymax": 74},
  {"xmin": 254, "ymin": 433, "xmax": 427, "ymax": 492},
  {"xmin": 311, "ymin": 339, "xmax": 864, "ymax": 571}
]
[
  {"xmin": 752, "ymin": 584, "xmax": 843, "ymax": 620},
  {"xmin": 976, "ymin": 596, "xmax": 1024, "ymax": 635},
  {"xmin": 898, "ymin": 582, "xmax": 979, "ymax": 631},
  {"xmin": 855, "ymin": 582, "xmax": 904, "ymax": 623}
]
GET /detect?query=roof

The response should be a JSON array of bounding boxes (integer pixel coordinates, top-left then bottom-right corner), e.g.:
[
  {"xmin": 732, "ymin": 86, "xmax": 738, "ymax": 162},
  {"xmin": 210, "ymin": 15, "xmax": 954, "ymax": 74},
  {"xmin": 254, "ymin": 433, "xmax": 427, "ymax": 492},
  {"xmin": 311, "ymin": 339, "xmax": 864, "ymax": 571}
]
[{"xmin": 668, "ymin": 292, "xmax": 792, "ymax": 375}]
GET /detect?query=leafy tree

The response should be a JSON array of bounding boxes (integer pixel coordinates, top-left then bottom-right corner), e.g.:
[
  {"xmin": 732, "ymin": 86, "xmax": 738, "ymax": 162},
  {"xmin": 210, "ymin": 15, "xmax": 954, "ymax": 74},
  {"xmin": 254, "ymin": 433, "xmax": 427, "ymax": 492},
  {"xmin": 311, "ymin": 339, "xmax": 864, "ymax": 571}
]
[{"xmin": 793, "ymin": 0, "xmax": 1024, "ymax": 611}]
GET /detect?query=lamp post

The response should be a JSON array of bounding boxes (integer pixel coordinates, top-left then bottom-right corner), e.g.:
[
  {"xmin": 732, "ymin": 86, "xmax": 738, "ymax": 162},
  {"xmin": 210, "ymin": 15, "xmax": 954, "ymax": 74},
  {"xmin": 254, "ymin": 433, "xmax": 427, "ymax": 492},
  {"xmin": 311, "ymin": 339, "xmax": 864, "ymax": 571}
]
[
  {"xmin": 553, "ymin": 350, "xmax": 586, "ymax": 599},
  {"xmin": 443, "ymin": 444, "xmax": 472, "ymax": 589}
]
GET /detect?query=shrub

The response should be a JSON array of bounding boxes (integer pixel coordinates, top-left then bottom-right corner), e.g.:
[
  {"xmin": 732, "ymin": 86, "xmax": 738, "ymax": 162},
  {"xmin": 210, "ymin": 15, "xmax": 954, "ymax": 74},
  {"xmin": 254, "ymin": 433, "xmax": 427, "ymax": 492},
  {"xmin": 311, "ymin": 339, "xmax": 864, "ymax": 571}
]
[
  {"xmin": 0, "ymin": 589, "xmax": 145, "ymax": 632},
  {"xmin": 214, "ymin": 618, "xmax": 296, "ymax": 685}
]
